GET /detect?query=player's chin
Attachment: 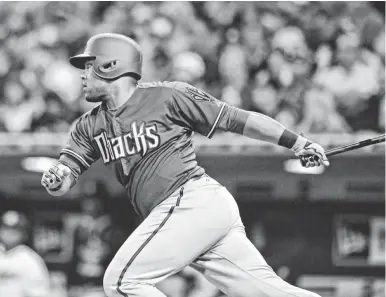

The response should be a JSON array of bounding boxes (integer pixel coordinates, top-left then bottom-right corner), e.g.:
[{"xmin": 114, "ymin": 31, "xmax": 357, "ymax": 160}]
[{"xmin": 85, "ymin": 93, "xmax": 103, "ymax": 103}]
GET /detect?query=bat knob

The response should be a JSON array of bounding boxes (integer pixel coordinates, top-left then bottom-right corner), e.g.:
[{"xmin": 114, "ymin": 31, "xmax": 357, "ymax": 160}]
[{"xmin": 300, "ymin": 155, "xmax": 320, "ymax": 167}]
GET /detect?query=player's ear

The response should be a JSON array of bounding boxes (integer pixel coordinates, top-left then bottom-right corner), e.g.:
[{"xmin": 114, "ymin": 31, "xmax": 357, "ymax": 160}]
[{"xmin": 126, "ymin": 77, "xmax": 138, "ymax": 89}]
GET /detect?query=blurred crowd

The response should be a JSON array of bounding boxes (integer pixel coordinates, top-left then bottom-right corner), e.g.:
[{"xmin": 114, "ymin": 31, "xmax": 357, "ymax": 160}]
[{"xmin": 0, "ymin": 1, "xmax": 384, "ymax": 134}]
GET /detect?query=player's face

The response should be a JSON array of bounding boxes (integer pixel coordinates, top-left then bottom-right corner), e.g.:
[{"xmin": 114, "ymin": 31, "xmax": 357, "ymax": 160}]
[{"xmin": 82, "ymin": 61, "xmax": 111, "ymax": 103}]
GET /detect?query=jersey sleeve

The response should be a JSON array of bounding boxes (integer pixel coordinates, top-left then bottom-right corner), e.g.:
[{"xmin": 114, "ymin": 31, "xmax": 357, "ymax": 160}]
[
  {"xmin": 59, "ymin": 114, "xmax": 99, "ymax": 182},
  {"xmin": 166, "ymin": 82, "xmax": 248, "ymax": 138}
]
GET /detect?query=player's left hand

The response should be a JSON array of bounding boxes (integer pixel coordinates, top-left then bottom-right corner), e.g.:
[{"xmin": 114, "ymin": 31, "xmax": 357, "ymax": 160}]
[
  {"xmin": 41, "ymin": 163, "xmax": 71, "ymax": 191},
  {"xmin": 295, "ymin": 142, "xmax": 330, "ymax": 168}
]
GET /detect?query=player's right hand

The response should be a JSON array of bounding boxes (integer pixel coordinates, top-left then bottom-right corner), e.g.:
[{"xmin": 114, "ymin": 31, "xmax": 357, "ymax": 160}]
[
  {"xmin": 296, "ymin": 142, "xmax": 330, "ymax": 167},
  {"xmin": 41, "ymin": 163, "xmax": 71, "ymax": 191}
]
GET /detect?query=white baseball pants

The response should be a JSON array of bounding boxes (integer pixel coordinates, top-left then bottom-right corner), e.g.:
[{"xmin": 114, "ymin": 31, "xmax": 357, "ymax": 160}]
[{"xmin": 103, "ymin": 175, "xmax": 321, "ymax": 297}]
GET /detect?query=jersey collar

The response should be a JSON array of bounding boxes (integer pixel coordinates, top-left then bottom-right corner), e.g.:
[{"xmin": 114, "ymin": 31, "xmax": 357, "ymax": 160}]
[{"xmin": 103, "ymin": 86, "xmax": 140, "ymax": 115}]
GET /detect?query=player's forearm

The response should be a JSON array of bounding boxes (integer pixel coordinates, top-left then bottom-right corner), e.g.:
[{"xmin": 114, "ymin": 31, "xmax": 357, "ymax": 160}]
[
  {"xmin": 242, "ymin": 112, "xmax": 286, "ymax": 144},
  {"xmin": 242, "ymin": 112, "xmax": 308, "ymax": 150}
]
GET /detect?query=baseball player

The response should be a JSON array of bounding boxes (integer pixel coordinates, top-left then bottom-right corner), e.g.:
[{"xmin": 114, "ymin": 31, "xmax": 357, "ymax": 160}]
[
  {"xmin": 0, "ymin": 211, "xmax": 50, "ymax": 297},
  {"xmin": 41, "ymin": 33, "xmax": 329, "ymax": 297}
]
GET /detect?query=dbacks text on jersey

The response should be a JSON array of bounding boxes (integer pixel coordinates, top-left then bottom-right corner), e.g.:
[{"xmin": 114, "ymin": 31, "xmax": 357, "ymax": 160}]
[{"xmin": 94, "ymin": 121, "xmax": 160, "ymax": 164}]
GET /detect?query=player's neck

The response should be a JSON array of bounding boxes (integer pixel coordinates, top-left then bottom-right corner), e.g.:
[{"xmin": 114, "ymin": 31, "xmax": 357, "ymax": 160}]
[{"xmin": 106, "ymin": 79, "xmax": 138, "ymax": 110}]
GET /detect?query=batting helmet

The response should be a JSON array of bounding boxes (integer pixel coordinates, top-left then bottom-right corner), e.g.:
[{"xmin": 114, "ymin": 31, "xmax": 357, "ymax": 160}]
[{"xmin": 69, "ymin": 33, "xmax": 142, "ymax": 80}]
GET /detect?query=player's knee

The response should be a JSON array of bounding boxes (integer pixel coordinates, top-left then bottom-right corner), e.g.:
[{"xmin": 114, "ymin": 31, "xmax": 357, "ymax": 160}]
[
  {"xmin": 103, "ymin": 268, "xmax": 116, "ymax": 297},
  {"xmin": 103, "ymin": 269, "xmax": 150, "ymax": 297},
  {"xmin": 118, "ymin": 281, "xmax": 151, "ymax": 297},
  {"xmin": 103, "ymin": 266, "xmax": 126, "ymax": 297}
]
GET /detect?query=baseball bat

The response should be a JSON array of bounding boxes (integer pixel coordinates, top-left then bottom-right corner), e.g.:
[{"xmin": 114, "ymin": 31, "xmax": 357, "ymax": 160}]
[{"xmin": 300, "ymin": 134, "xmax": 385, "ymax": 165}]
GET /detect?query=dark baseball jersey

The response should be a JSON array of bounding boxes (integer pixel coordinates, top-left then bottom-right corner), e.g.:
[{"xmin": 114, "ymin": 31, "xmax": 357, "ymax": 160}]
[{"xmin": 59, "ymin": 81, "xmax": 248, "ymax": 218}]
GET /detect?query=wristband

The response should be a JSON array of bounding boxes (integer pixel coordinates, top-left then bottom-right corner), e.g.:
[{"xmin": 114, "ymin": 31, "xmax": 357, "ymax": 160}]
[
  {"xmin": 278, "ymin": 129, "xmax": 309, "ymax": 153},
  {"xmin": 278, "ymin": 129, "xmax": 299, "ymax": 149}
]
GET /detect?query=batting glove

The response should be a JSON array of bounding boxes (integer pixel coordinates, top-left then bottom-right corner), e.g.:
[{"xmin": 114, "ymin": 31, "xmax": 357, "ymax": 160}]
[
  {"xmin": 41, "ymin": 163, "xmax": 71, "ymax": 191},
  {"xmin": 291, "ymin": 136, "xmax": 330, "ymax": 168}
]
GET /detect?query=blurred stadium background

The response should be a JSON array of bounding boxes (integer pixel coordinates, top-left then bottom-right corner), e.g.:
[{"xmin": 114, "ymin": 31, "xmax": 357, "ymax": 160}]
[{"xmin": 0, "ymin": 1, "xmax": 384, "ymax": 297}]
